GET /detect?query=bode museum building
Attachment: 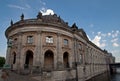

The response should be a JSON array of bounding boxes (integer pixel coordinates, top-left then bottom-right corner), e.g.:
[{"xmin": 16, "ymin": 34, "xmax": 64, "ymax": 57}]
[{"xmin": 5, "ymin": 12, "xmax": 115, "ymax": 81}]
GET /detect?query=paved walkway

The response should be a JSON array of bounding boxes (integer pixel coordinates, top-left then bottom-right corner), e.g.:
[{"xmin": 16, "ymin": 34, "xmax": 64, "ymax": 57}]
[
  {"xmin": 0, "ymin": 70, "xmax": 39, "ymax": 81},
  {"xmin": 0, "ymin": 70, "xmax": 3, "ymax": 81}
]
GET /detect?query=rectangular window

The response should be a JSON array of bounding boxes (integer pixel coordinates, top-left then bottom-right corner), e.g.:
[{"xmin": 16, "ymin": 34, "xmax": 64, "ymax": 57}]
[
  {"xmin": 27, "ymin": 36, "xmax": 33, "ymax": 44},
  {"xmin": 64, "ymin": 39, "xmax": 68, "ymax": 45},
  {"xmin": 79, "ymin": 54, "xmax": 83, "ymax": 64},
  {"xmin": 46, "ymin": 36, "xmax": 53, "ymax": 43}
]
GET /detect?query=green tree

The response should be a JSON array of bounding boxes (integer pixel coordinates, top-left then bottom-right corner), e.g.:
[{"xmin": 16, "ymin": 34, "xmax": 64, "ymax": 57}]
[{"xmin": 0, "ymin": 57, "xmax": 5, "ymax": 67}]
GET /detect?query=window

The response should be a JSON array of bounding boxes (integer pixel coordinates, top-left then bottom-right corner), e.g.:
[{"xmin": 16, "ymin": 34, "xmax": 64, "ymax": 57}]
[
  {"xmin": 27, "ymin": 36, "xmax": 33, "ymax": 44},
  {"xmin": 14, "ymin": 38, "xmax": 17, "ymax": 45},
  {"xmin": 46, "ymin": 36, "xmax": 53, "ymax": 43},
  {"xmin": 13, "ymin": 54, "xmax": 16, "ymax": 64},
  {"xmin": 79, "ymin": 44, "xmax": 82, "ymax": 50},
  {"xmin": 8, "ymin": 38, "xmax": 13, "ymax": 47},
  {"xmin": 79, "ymin": 54, "xmax": 82, "ymax": 63},
  {"xmin": 64, "ymin": 39, "xmax": 68, "ymax": 45}
]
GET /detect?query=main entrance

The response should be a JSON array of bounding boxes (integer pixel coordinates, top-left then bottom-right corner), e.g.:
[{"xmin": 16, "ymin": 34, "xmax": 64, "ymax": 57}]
[{"xmin": 44, "ymin": 50, "xmax": 54, "ymax": 70}]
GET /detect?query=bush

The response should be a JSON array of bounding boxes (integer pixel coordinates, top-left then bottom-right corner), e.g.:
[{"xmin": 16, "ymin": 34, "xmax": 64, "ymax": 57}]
[{"xmin": 0, "ymin": 57, "xmax": 5, "ymax": 67}]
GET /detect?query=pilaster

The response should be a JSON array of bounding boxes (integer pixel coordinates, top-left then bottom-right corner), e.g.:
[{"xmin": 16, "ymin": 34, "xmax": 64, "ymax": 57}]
[
  {"xmin": 57, "ymin": 33, "xmax": 63, "ymax": 69},
  {"xmin": 36, "ymin": 31, "xmax": 42, "ymax": 68},
  {"xmin": 17, "ymin": 33, "xmax": 22, "ymax": 71},
  {"xmin": 5, "ymin": 47, "xmax": 11, "ymax": 65}
]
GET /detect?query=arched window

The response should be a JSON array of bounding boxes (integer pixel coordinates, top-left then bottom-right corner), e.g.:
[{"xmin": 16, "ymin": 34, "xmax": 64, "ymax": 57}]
[{"xmin": 63, "ymin": 52, "xmax": 69, "ymax": 68}]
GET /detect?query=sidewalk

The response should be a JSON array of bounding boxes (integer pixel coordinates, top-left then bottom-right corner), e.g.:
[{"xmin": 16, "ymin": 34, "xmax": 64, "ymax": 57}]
[
  {"xmin": 0, "ymin": 70, "xmax": 3, "ymax": 81},
  {"xmin": 0, "ymin": 70, "xmax": 38, "ymax": 81}
]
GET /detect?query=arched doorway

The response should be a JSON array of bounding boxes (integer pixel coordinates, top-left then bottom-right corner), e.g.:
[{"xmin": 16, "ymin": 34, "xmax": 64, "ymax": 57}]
[
  {"xmin": 13, "ymin": 52, "xmax": 16, "ymax": 64},
  {"xmin": 63, "ymin": 52, "xmax": 69, "ymax": 68},
  {"xmin": 25, "ymin": 50, "xmax": 33, "ymax": 69},
  {"xmin": 44, "ymin": 50, "xmax": 54, "ymax": 70}
]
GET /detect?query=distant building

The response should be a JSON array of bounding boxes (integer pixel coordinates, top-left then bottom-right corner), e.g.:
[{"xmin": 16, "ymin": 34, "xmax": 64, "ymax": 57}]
[{"xmin": 5, "ymin": 12, "xmax": 115, "ymax": 81}]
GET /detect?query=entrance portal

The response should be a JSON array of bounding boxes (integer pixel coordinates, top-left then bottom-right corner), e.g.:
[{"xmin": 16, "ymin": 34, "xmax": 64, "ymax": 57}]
[
  {"xmin": 63, "ymin": 52, "xmax": 69, "ymax": 68},
  {"xmin": 44, "ymin": 50, "xmax": 54, "ymax": 70},
  {"xmin": 25, "ymin": 50, "xmax": 33, "ymax": 69}
]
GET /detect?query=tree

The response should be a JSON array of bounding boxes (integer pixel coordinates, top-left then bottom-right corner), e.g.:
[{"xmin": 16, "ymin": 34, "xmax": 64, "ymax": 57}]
[{"xmin": 0, "ymin": 57, "xmax": 5, "ymax": 67}]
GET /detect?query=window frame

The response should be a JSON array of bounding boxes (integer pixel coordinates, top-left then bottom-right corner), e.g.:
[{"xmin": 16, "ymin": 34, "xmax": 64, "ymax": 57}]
[
  {"xmin": 46, "ymin": 36, "xmax": 53, "ymax": 43},
  {"xmin": 64, "ymin": 39, "xmax": 68, "ymax": 45},
  {"xmin": 27, "ymin": 36, "xmax": 33, "ymax": 44}
]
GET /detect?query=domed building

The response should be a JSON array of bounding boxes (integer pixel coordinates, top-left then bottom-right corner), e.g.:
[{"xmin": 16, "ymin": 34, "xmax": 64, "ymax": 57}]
[{"xmin": 5, "ymin": 12, "xmax": 115, "ymax": 81}]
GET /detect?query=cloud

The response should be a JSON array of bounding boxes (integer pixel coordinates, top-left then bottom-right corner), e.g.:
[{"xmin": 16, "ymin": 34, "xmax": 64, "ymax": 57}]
[
  {"xmin": 111, "ymin": 38, "xmax": 118, "ymax": 42},
  {"xmin": 113, "ymin": 42, "xmax": 119, "ymax": 47},
  {"xmin": 25, "ymin": 4, "xmax": 31, "ymax": 9},
  {"xmin": 97, "ymin": 31, "xmax": 107, "ymax": 37},
  {"xmin": 111, "ymin": 50, "xmax": 119, "ymax": 54},
  {"xmin": 111, "ymin": 30, "xmax": 120, "ymax": 38},
  {"xmin": 89, "ymin": 24, "xmax": 94, "ymax": 28},
  {"xmin": 8, "ymin": 4, "xmax": 31, "ymax": 10},
  {"xmin": 100, "ymin": 43, "xmax": 106, "ymax": 47},
  {"xmin": 90, "ymin": 30, "xmax": 120, "ymax": 47},
  {"xmin": 8, "ymin": 4, "xmax": 25, "ymax": 10},
  {"xmin": 92, "ymin": 35, "xmax": 101, "ymax": 47},
  {"xmin": 107, "ymin": 32, "xmax": 111, "ymax": 36},
  {"xmin": 91, "ymin": 35, "xmax": 106, "ymax": 48},
  {"xmin": 40, "ymin": 0, "xmax": 46, "ymax": 6},
  {"xmin": 102, "ymin": 40, "xmax": 106, "ymax": 42},
  {"xmin": 87, "ymin": 35, "xmax": 91, "ymax": 41},
  {"xmin": 38, "ymin": 0, "xmax": 54, "ymax": 15},
  {"xmin": 116, "ymin": 57, "xmax": 120, "ymax": 63},
  {"xmin": 91, "ymin": 31, "xmax": 108, "ymax": 48},
  {"xmin": 92, "ymin": 31, "xmax": 95, "ymax": 35},
  {"xmin": 40, "ymin": 9, "xmax": 54, "ymax": 15},
  {"xmin": 111, "ymin": 50, "xmax": 120, "ymax": 62}
]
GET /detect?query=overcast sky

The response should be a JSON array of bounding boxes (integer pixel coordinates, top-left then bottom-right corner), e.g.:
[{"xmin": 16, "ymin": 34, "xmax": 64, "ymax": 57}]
[{"xmin": 0, "ymin": 0, "xmax": 120, "ymax": 62}]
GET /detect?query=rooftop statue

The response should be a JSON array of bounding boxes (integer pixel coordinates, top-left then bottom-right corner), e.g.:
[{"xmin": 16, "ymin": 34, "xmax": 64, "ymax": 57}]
[
  {"xmin": 21, "ymin": 13, "xmax": 24, "ymax": 21},
  {"xmin": 37, "ymin": 12, "xmax": 42, "ymax": 19}
]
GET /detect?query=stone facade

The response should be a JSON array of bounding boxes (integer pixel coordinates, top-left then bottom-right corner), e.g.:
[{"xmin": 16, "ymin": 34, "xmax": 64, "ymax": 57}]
[{"xmin": 5, "ymin": 12, "xmax": 115, "ymax": 81}]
